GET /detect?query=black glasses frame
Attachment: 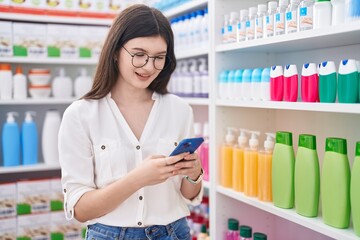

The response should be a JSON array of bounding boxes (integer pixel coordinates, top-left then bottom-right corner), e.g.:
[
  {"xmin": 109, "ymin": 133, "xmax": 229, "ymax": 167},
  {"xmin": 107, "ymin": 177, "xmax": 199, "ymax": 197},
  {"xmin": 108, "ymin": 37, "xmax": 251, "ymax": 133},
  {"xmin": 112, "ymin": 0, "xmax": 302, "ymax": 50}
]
[{"xmin": 122, "ymin": 46, "xmax": 168, "ymax": 70}]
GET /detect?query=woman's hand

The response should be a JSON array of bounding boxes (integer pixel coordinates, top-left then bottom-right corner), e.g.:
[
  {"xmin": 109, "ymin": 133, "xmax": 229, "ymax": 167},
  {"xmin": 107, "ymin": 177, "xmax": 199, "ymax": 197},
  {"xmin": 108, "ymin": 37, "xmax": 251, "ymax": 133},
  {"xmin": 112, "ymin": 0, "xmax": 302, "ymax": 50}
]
[{"xmin": 172, "ymin": 152, "xmax": 202, "ymax": 180}]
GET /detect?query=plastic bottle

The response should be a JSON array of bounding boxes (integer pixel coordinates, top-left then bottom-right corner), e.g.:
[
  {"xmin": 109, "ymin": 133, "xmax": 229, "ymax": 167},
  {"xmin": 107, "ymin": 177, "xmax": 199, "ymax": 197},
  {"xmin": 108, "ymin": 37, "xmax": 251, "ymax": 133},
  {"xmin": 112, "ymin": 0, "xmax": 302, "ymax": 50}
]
[
  {"xmin": 338, "ymin": 59, "xmax": 359, "ymax": 103},
  {"xmin": 42, "ymin": 109, "xmax": 62, "ymax": 165},
  {"xmin": 265, "ymin": 1, "xmax": 278, "ymax": 37},
  {"xmin": 233, "ymin": 129, "xmax": 249, "ymax": 192},
  {"xmin": 275, "ymin": 0, "xmax": 290, "ymax": 35},
  {"xmin": 301, "ymin": 63, "xmax": 319, "ymax": 102},
  {"xmin": 237, "ymin": 9, "xmax": 249, "ymax": 42},
  {"xmin": 244, "ymin": 131, "xmax": 260, "ymax": 197},
  {"xmin": 222, "ymin": 14, "xmax": 230, "ymax": 43},
  {"xmin": 246, "ymin": 7, "xmax": 258, "ymax": 41},
  {"xmin": 225, "ymin": 218, "xmax": 239, "ymax": 240},
  {"xmin": 220, "ymin": 127, "xmax": 237, "ymax": 188},
  {"xmin": 74, "ymin": 68, "xmax": 92, "ymax": 98},
  {"xmin": 295, "ymin": 134, "xmax": 320, "ymax": 217},
  {"xmin": 345, "ymin": 0, "xmax": 360, "ymax": 22},
  {"xmin": 182, "ymin": 60, "xmax": 193, "ymax": 98},
  {"xmin": 299, "ymin": 0, "xmax": 315, "ymax": 31},
  {"xmin": 272, "ymin": 131, "xmax": 295, "ymax": 209},
  {"xmin": 21, "ymin": 111, "xmax": 38, "ymax": 165},
  {"xmin": 286, "ymin": 0, "xmax": 301, "ymax": 34},
  {"xmin": 239, "ymin": 225, "xmax": 252, "ymax": 240},
  {"xmin": 200, "ymin": 122, "xmax": 209, "ymax": 181},
  {"xmin": 0, "ymin": 64, "xmax": 12, "ymax": 100},
  {"xmin": 52, "ymin": 67, "xmax": 73, "ymax": 98},
  {"xmin": 283, "ymin": 64, "xmax": 299, "ymax": 102},
  {"xmin": 2, "ymin": 112, "xmax": 21, "ymax": 167},
  {"xmin": 13, "ymin": 65, "xmax": 27, "ymax": 99},
  {"xmin": 351, "ymin": 141, "xmax": 360, "ymax": 237},
  {"xmin": 228, "ymin": 12, "xmax": 239, "ymax": 43},
  {"xmin": 258, "ymin": 133, "xmax": 275, "ymax": 202},
  {"xmin": 188, "ymin": 11, "xmax": 197, "ymax": 47},
  {"xmin": 321, "ymin": 137, "xmax": 350, "ymax": 228},
  {"xmin": 190, "ymin": 59, "xmax": 201, "ymax": 98},
  {"xmin": 331, "ymin": 0, "xmax": 345, "ymax": 25},
  {"xmin": 200, "ymin": 8, "xmax": 209, "ymax": 46},
  {"xmin": 254, "ymin": 232, "xmax": 267, "ymax": 240},
  {"xmin": 251, "ymin": 68, "xmax": 263, "ymax": 101},
  {"xmin": 199, "ymin": 58, "xmax": 209, "ymax": 98},
  {"xmin": 270, "ymin": 65, "xmax": 284, "ymax": 101},
  {"xmin": 256, "ymin": 4, "xmax": 267, "ymax": 39},
  {"xmin": 227, "ymin": 70, "xmax": 237, "ymax": 100},
  {"xmin": 319, "ymin": 61, "xmax": 337, "ymax": 103},
  {"xmin": 219, "ymin": 70, "xmax": 229, "ymax": 99},
  {"xmin": 314, "ymin": 0, "xmax": 332, "ymax": 29},
  {"xmin": 242, "ymin": 69, "xmax": 252, "ymax": 100},
  {"xmin": 260, "ymin": 68, "xmax": 271, "ymax": 101},
  {"xmin": 197, "ymin": 224, "xmax": 208, "ymax": 240},
  {"xmin": 234, "ymin": 69, "xmax": 244, "ymax": 100}
]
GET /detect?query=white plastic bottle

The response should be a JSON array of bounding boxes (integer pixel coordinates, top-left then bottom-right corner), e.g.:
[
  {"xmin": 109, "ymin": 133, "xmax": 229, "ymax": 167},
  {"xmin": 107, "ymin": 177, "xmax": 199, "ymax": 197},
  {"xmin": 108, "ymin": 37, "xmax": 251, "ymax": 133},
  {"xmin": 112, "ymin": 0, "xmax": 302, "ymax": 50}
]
[
  {"xmin": 265, "ymin": 1, "xmax": 278, "ymax": 37},
  {"xmin": 200, "ymin": 8, "xmax": 209, "ymax": 46},
  {"xmin": 199, "ymin": 58, "xmax": 209, "ymax": 98},
  {"xmin": 242, "ymin": 69, "xmax": 253, "ymax": 100},
  {"xmin": 331, "ymin": 0, "xmax": 345, "ymax": 25},
  {"xmin": 286, "ymin": 0, "xmax": 301, "ymax": 34},
  {"xmin": 13, "ymin": 65, "xmax": 27, "ymax": 99},
  {"xmin": 190, "ymin": 59, "xmax": 201, "ymax": 98},
  {"xmin": 246, "ymin": 7, "xmax": 258, "ymax": 41},
  {"xmin": 188, "ymin": 11, "xmax": 197, "ymax": 47},
  {"xmin": 52, "ymin": 68, "xmax": 73, "ymax": 98},
  {"xmin": 256, "ymin": 4, "xmax": 267, "ymax": 39},
  {"xmin": 237, "ymin": 9, "xmax": 249, "ymax": 42},
  {"xmin": 0, "ymin": 64, "xmax": 12, "ymax": 100},
  {"xmin": 299, "ymin": 0, "xmax": 315, "ymax": 31},
  {"xmin": 193, "ymin": 10, "xmax": 204, "ymax": 47},
  {"xmin": 314, "ymin": 0, "xmax": 332, "ymax": 29},
  {"xmin": 182, "ymin": 60, "xmax": 193, "ymax": 98},
  {"xmin": 234, "ymin": 69, "xmax": 244, "ymax": 100},
  {"xmin": 42, "ymin": 109, "xmax": 61, "ymax": 165},
  {"xmin": 74, "ymin": 68, "xmax": 92, "ymax": 98},
  {"xmin": 251, "ymin": 68, "xmax": 263, "ymax": 101},
  {"xmin": 260, "ymin": 68, "xmax": 271, "ymax": 101},
  {"xmin": 222, "ymin": 14, "xmax": 230, "ymax": 43},
  {"xmin": 228, "ymin": 11, "xmax": 239, "ymax": 43},
  {"xmin": 275, "ymin": 0, "xmax": 290, "ymax": 36},
  {"xmin": 227, "ymin": 70, "xmax": 237, "ymax": 100}
]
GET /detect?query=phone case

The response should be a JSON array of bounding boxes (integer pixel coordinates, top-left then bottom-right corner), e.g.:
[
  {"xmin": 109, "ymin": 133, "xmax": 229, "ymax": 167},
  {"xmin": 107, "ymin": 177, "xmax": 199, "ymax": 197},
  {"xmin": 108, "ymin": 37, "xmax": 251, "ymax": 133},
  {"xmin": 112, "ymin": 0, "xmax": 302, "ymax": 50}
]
[{"xmin": 169, "ymin": 137, "xmax": 204, "ymax": 156}]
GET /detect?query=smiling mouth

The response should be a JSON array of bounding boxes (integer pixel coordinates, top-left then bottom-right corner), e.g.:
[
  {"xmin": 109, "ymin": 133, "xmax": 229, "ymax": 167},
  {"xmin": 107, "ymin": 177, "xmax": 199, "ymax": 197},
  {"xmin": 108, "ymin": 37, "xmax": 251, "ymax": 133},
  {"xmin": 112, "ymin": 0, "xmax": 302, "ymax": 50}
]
[{"xmin": 136, "ymin": 72, "xmax": 150, "ymax": 78}]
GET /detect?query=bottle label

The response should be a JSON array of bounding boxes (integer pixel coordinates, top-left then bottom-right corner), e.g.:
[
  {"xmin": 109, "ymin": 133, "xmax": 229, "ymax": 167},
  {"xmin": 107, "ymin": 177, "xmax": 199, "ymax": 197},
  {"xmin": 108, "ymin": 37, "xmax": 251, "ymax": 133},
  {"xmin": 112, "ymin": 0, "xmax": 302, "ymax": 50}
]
[
  {"xmin": 246, "ymin": 19, "xmax": 255, "ymax": 40},
  {"xmin": 256, "ymin": 17, "xmax": 264, "ymax": 38},
  {"xmin": 275, "ymin": 12, "xmax": 285, "ymax": 35},
  {"xmin": 237, "ymin": 21, "xmax": 246, "ymax": 42},
  {"xmin": 286, "ymin": 10, "xmax": 298, "ymax": 33},
  {"xmin": 228, "ymin": 24, "xmax": 237, "ymax": 42},
  {"xmin": 266, "ymin": 14, "xmax": 275, "ymax": 37},
  {"xmin": 299, "ymin": 7, "xmax": 313, "ymax": 31}
]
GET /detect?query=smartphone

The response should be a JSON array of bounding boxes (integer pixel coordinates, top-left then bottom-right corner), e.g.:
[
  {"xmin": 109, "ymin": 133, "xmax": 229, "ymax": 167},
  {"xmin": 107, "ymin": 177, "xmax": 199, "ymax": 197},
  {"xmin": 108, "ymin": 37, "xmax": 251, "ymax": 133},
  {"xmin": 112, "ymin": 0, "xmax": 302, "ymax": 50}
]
[{"xmin": 169, "ymin": 137, "xmax": 204, "ymax": 156}]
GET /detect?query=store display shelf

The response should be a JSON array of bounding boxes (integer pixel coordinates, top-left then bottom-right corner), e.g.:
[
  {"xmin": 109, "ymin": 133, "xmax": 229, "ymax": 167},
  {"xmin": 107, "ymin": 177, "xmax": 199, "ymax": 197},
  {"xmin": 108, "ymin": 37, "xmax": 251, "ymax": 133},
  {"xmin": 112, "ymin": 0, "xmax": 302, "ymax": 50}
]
[
  {"xmin": 0, "ymin": 12, "xmax": 112, "ymax": 25},
  {"xmin": 216, "ymin": 99, "xmax": 360, "ymax": 114},
  {"xmin": 175, "ymin": 47, "xmax": 209, "ymax": 59},
  {"xmin": 217, "ymin": 185, "xmax": 358, "ymax": 240},
  {"xmin": 163, "ymin": 0, "xmax": 208, "ymax": 18},
  {"xmin": 0, "ymin": 98, "xmax": 75, "ymax": 105},
  {"xmin": 184, "ymin": 97, "xmax": 209, "ymax": 106},
  {"xmin": 216, "ymin": 21, "xmax": 360, "ymax": 53},
  {"xmin": 0, "ymin": 163, "xmax": 60, "ymax": 174},
  {"xmin": 0, "ymin": 57, "xmax": 98, "ymax": 65}
]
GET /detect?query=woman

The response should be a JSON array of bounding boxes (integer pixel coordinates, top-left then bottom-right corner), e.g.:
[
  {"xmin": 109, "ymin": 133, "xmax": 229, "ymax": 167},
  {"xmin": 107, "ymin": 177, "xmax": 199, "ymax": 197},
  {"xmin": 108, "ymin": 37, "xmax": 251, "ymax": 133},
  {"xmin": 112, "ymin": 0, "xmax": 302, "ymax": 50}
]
[{"xmin": 58, "ymin": 4, "xmax": 204, "ymax": 240}]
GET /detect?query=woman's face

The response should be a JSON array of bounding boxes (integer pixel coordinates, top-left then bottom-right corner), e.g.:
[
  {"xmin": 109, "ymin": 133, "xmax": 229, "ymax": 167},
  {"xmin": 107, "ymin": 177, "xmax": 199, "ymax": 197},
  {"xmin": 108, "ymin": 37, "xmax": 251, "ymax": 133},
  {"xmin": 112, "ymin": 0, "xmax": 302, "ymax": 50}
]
[{"xmin": 117, "ymin": 35, "xmax": 167, "ymax": 91}]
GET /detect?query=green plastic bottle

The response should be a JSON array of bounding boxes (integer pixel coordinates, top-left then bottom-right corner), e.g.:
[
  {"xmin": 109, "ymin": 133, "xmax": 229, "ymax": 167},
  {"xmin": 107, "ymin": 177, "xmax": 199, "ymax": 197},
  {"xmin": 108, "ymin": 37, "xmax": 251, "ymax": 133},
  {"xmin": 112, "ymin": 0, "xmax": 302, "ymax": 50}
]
[
  {"xmin": 272, "ymin": 131, "xmax": 295, "ymax": 209},
  {"xmin": 351, "ymin": 141, "xmax": 360, "ymax": 237},
  {"xmin": 338, "ymin": 59, "xmax": 359, "ymax": 103},
  {"xmin": 319, "ymin": 61, "xmax": 337, "ymax": 103},
  {"xmin": 295, "ymin": 134, "xmax": 320, "ymax": 217},
  {"xmin": 321, "ymin": 138, "xmax": 351, "ymax": 229}
]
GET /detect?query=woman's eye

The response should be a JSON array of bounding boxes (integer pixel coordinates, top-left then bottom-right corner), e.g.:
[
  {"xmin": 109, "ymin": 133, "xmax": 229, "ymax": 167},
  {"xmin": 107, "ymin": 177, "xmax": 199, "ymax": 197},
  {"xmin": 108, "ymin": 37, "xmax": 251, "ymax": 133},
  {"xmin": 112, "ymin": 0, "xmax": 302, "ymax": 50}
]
[
  {"xmin": 135, "ymin": 53, "xmax": 146, "ymax": 57},
  {"xmin": 156, "ymin": 56, "xmax": 165, "ymax": 60}
]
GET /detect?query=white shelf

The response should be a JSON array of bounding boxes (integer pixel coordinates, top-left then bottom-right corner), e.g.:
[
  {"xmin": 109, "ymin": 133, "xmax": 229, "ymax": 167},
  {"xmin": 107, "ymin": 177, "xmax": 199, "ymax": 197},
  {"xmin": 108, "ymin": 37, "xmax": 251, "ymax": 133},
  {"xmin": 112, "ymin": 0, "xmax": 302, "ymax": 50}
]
[
  {"xmin": 184, "ymin": 97, "xmax": 209, "ymax": 106},
  {"xmin": 216, "ymin": 21, "xmax": 360, "ymax": 53},
  {"xmin": 217, "ymin": 186, "xmax": 358, "ymax": 240},
  {"xmin": 0, "ymin": 57, "xmax": 98, "ymax": 65},
  {"xmin": 0, "ymin": 98, "xmax": 75, "ymax": 105},
  {"xmin": 0, "ymin": 163, "xmax": 60, "ymax": 174},
  {"xmin": 0, "ymin": 12, "xmax": 112, "ymax": 26},
  {"xmin": 163, "ymin": 0, "xmax": 208, "ymax": 18},
  {"xmin": 175, "ymin": 47, "xmax": 209, "ymax": 59},
  {"xmin": 216, "ymin": 99, "xmax": 360, "ymax": 114}
]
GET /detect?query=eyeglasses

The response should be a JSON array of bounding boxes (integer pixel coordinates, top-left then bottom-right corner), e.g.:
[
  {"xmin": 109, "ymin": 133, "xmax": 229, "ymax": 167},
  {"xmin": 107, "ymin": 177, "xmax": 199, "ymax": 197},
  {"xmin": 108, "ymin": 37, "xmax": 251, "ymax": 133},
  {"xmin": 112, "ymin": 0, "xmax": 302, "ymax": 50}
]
[{"xmin": 122, "ymin": 46, "xmax": 168, "ymax": 70}]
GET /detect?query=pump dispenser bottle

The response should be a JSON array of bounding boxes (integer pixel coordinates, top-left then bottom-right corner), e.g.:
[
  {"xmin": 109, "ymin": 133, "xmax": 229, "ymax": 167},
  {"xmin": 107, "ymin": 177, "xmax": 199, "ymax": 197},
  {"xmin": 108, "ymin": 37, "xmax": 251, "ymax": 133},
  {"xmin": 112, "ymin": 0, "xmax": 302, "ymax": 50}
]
[
  {"xmin": 2, "ymin": 112, "xmax": 21, "ymax": 167},
  {"xmin": 272, "ymin": 131, "xmax": 295, "ymax": 209},
  {"xmin": 233, "ymin": 129, "xmax": 249, "ymax": 192},
  {"xmin": 244, "ymin": 131, "xmax": 260, "ymax": 197},
  {"xmin": 258, "ymin": 133, "xmax": 275, "ymax": 202},
  {"xmin": 21, "ymin": 111, "xmax": 38, "ymax": 165},
  {"xmin": 351, "ymin": 141, "xmax": 360, "ymax": 236},
  {"xmin": 221, "ymin": 127, "xmax": 237, "ymax": 188},
  {"xmin": 295, "ymin": 134, "xmax": 320, "ymax": 217}
]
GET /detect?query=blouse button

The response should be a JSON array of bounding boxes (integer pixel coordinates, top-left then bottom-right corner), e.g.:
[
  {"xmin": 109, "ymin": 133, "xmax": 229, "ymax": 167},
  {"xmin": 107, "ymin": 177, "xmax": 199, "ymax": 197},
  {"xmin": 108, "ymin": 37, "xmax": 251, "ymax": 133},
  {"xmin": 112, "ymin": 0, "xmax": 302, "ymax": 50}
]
[
  {"xmin": 136, "ymin": 145, "xmax": 140, "ymax": 150},
  {"xmin": 174, "ymin": 142, "xmax": 178, "ymax": 146},
  {"xmin": 63, "ymin": 189, "xmax": 66, "ymax": 193},
  {"xmin": 139, "ymin": 196, "xmax": 143, "ymax": 200},
  {"xmin": 138, "ymin": 222, "xmax": 142, "ymax": 226},
  {"xmin": 101, "ymin": 145, "xmax": 106, "ymax": 150}
]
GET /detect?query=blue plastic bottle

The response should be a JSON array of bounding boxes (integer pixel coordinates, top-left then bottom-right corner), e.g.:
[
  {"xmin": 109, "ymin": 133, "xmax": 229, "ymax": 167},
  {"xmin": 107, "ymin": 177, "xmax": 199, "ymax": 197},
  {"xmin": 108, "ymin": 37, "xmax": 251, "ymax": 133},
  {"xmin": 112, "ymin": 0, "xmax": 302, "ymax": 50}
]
[
  {"xmin": 21, "ymin": 111, "xmax": 38, "ymax": 165},
  {"xmin": 2, "ymin": 112, "xmax": 21, "ymax": 167}
]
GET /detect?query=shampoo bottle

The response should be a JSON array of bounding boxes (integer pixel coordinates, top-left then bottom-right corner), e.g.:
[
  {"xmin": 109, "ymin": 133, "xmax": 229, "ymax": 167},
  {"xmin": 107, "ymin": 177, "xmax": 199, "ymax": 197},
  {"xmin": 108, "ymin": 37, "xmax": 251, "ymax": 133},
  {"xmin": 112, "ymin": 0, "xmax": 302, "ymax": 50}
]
[
  {"xmin": 52, "ymin": 67, "xmax": 73, "ymax": 98},
  {"xmin": 42, "ymin": 109, "xmax": 62, "ymax": 165},
  {"xmin": 270, "ymin": 65, "xmax": 284, "ymax": 101},
  {"xmin": 295, "ymin": 134, "xmax": 320, "ymax": 217},
  {"xmin": 260, "ymin": 68, "xmax": 271, "ymax": 101},
  {"xmin": 244, "ymin": 131, "xmax": 260, "ymax": 197},
  {"xmin": 200, "ymin": 122, "xmax": 210, "ymax": 181},
  {"xmin": 13, "ymin": 65, "xmax": 27, "ymax": 99},
  {"xmin": 233, "ymin": 129, "xmax": 249, "ymax": 192},
  {"xmin": 221, "ymin": 127, "xmax": 237, "ymax": 188},
  {"xmin": 321, "ymin": 137, "xmax": 350, "ymax": 228},
  {"xmin": 239, "ymin": 225, "xmax": 252, "ymax": 240},
  {"xmin": 2, "ymin": 112, "xmax": 20, "ymax": 167},
  {"xmin": 338, "ymin": 59, "xmax": 359, "ymax": 103},
  {"xmin": 283, "ymin": 64, "xmax": 299, "ymax": 102},
  {"xmin": 74, "ymin": 68, "xmax": 92, "ymax": 98},
  {"xmin": 272, "ymin": 131, "xmax": 295, "ymax": 209},
  {"xmin": 251, "ymin": 68, "xmax": 263, "ymax": 101},
  {"xmin": 319, "ymin": 61, "xmax": 337, "ymax": 103},
  {"xmin": 21, "ymin": 111, "xmax": 38, "ymax": 165},
  {"xmin": 225, "ymin": 218, "xmax": 239, "ymax": 240},
  {"xmin": 258, "ymin": 133, "xmax": 275, "ymax": 202},
  {"xmin": 301, "ymin": 63, "xmax": 319, "ymax": 102},
  {"xmin": 351, "ymin": 141, "xmax": 360, "ymax": 237}
]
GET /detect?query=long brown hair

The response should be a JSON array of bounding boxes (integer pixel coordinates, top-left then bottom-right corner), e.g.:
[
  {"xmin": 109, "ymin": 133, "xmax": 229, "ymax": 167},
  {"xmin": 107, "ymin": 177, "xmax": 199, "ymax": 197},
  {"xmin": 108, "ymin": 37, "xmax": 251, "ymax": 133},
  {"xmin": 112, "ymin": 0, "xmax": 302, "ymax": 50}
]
[{"xmin": 83, "ymin": 4, "xmax": 176, "ymax": 99}]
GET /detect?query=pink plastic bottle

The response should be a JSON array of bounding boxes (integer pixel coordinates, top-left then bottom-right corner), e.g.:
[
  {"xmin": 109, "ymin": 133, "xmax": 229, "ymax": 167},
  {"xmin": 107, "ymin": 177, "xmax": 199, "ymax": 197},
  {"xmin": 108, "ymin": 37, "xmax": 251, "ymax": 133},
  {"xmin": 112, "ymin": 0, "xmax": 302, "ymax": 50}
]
[
  {"xmin": 200, "ymin": 122, "xmax": 209, "ymax": 181},
  {"xmin": 284, "ymin": 64, "xmax": 299, "ymax": 102},
  {"xmin": 270, "ymin": 65, "xmax": 284, "ymax": 101},
  {"xmin": 301, "ymin": 63, "xmax": 319, "ymax": 102}
]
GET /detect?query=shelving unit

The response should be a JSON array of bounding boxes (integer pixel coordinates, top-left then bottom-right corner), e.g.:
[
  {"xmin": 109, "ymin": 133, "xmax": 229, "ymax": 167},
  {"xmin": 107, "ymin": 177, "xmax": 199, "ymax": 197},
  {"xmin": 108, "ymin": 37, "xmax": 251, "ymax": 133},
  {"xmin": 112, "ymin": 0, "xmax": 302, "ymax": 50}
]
[
  {"xmin": 163, "ymin": 0, "xmax": 208, "ymax": 18},
  {"xmin": 0, "ymin": 164, "xmax": 60, "ymax": 174},
  {"xmin": 0, "ymin": 57, "xmax": 98, "ymax": 65}
]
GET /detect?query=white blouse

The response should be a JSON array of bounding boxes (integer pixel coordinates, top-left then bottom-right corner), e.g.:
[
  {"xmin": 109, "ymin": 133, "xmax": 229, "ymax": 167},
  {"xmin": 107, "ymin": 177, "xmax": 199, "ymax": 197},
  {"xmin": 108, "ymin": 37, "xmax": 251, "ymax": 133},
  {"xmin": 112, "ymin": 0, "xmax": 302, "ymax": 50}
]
[{"xmin": 58, "ymin": 92, "xmax": 203, "ymax": 227}]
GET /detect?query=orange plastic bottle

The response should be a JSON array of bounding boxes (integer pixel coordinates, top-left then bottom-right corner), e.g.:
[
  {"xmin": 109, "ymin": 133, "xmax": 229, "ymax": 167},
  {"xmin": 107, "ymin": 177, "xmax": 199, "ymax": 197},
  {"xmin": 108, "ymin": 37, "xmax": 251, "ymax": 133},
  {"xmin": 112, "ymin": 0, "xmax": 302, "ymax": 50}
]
[
  {"xmin": 220, "ymin": 127, "xmax": 237, "ymax": 188},
  {"xmin": 232, "ymin": 129, "xmax": 249, "ymax": 192},
  {"xmin": 244, "ymin": 131, "xmax": 260, "ymax": 197},
  {"xmin": 258, "ymin": 133, "xmax": 275, "ymax": 202}
]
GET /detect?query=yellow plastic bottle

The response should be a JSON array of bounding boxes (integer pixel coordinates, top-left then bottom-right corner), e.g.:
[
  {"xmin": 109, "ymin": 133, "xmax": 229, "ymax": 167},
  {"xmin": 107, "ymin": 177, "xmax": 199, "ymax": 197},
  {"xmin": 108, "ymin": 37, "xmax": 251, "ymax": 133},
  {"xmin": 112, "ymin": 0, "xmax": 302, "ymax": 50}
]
[
  {"xmin": 244, "ymin": 131, "xmax": 260, "ymax": 197},
  {"xmin": 233, "ymin": 129, "xmax": 249, "ymax": 192},
  {"xmin": 220, "ymin": 127, "xmax": 237, "ymax": 188},
  {"xmin": 258, "ymin": 133, "xmax": 275, "ymax": 202}
]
